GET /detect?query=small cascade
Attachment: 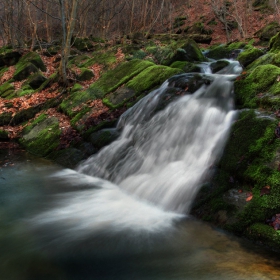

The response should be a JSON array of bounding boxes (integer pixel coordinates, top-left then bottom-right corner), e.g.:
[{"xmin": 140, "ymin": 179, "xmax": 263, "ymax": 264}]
[{"xmin": 77, "ymin": 60, "xmax": 243, "ymax": 213}]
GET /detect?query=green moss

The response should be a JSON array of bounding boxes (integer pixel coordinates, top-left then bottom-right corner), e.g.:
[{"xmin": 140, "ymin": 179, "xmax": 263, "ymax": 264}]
[
  {"xmin": 170, "ymin": 61, "xmax": 201, "ymax": 72},
  {"xmin": 89, "ymin": 60, "xmax": 154, "ymax": 97},
  {"xmin": 60, "ymin": 90, "xmax": 97, "ymax": 117},
  {"xmin": 235, "ymin": 64, "xmax": 280, "ymax": 108},
  {"xmin": 71, "ymin": 83, "xmax": 83, "ymax": 93},
  {"xmin": 81, "ymin": 51, "xmax": 116, "ymax": 68},
  {"xmin": 237, "ymin": 47, "xmax": 264, "ymax": 68},
  {"xmin": 246, "ymin": 223, "xmax": 280, "ymax": 248},
  {"xmin": 0, "ymin": 82, "xmax": 14, "ymax": 97},
  {"xmin": 22, "ymin": 113, "xmax": 48, "ymax": 135},
  {"xmin": 210, "ymin": 60, "xmax": 230, "ymax": 73},
  {"xmin": 18, "ymin": 52, "xmax": 46, "ymax": 71},
  {"xmin": 72, "ymin": 37, "xmax": 93, "ymax": 51},
  {"xmin": 68, "ymin": 55, "xmax": 90, "ymax": 67},
  {"xmin": 126, "ymin": 65, "xmax": 182, "ymax": 94},
  {"xmin": 269, "ymin": 32, "xmax": 280, "ymax": 53},
  {"xmin": 70, "ymin": 106, "xmax": 91, "ymax": 127},
  {"xmin": 220, "ymin": 110, "xmax": 274, "ymax": 177},
  {"xmin": 19, "ymin": 118, "xmax": 61, "ymax": 157},
  {"xmin": 76, "ymin": 68, "xmax": 94, "ymax": 81},
  {"xmin": 207, "ymin": 42, "xmax": 246, "ymax": 60},
  {"xmin": 13, "ymin": 62, "xmax": 39, "ymax": 81},
  {"xmin": 0, "ymin": 112, "xmax": 12, "ymax": 125}
]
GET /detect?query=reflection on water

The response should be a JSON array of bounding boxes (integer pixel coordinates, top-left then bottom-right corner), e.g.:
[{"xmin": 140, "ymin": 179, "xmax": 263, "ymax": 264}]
[{"xmin": 1, "ymin": 149, "xmax": 280, "ymax": 280}]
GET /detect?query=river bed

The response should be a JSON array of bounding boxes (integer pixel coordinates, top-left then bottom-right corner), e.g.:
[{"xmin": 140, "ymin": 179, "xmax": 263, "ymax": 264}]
[{"xmin": 1, "ymin": 148, "xmax": 280, "ymax": 280}]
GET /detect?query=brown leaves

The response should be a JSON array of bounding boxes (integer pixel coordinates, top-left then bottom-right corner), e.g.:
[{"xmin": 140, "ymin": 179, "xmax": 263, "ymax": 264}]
[
  {"xmin": 246, "ymin": 192, "xmax": 253, "ymax": 201},
  {"xmin": 267, "ymin": 214, "xmax": 280, "ymax": 230},
  {"xmin": 0, "ymin": 66, "xmax": 15, "ymax": 84},
  {"xmin": 260, "ymin": 185, "xmax": 271, "ymax": 196}
]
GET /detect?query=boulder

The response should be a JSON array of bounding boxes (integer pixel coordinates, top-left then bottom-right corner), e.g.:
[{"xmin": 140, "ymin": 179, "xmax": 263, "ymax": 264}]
[{"xmin": 0, "ymin": 51, "xmax": 21, "ymax": 67}]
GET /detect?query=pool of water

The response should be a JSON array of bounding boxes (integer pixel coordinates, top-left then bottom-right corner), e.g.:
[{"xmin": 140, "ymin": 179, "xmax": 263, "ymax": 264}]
[{"xmin": 1, "ymin": 148, "xmax": 280, "ymax": 280}]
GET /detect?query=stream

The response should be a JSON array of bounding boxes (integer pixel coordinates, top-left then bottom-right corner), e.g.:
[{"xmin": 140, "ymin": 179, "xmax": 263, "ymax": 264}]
[
  {"xmin": 1, "ymin": 149, "xmax": 280, "ymax": 279},
  {"xmin": 1, "ymin": 60, "xmax": 280, "ymax": 279}
]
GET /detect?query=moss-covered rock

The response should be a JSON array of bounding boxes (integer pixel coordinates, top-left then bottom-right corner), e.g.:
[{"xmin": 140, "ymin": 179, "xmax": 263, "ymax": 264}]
[
  {"xmin": 192, "ymin": 109, "xmax": 280, "ymax": 250},
  {"xmin": 269, "ymin": 32, "xmax": 280, "ymax": 53},
  {"xmin": 72, "ymin": 37, "xmax": 94, "ymax": 51},
  {"xmin": 210, "ymin": 60, "xmax": 230, "ymax": 73},
  {"xmin": 166, "ymin": 38, "xmax": 206, "ymax": 65},
  {"xmin": 26, "ymin": 72, "xmax": 47, "ymax": 89},
  {"xmin": 19, "ymin": 116, "xmax": 61, "ymax": 157},
  {"xmin": 89, "ymin": 59, "xmax": 154, "ymax": 98},
  {"xmin": 0, "ymin": 50, "xmax": 21, "ymax": 67},
  {"xmin": 255, "ymin": 22, "xmax": 280, "ymax": 41},
  {"xmin": 0, "ymin": 112, "xmax": 12, "ymax": 125},
  {"xmin": 170, "ymin": 61, "xmax": 202, "ymax": 72},
  {"xmin": 68, "ymin": 55, "xmax": 90, "ymax": 67},
  {"xmin": 13, "ymin": 62, "xmax": 39, "ymax": 81},
  {"xmin": 89, "ymin": 128, "xmax": 120, "ymax": 149},
  {"xmin": 18, "ymin": 52, "xmax": 46, "ymax": 72},
  {"xmin": 125, "ymin": 65, "xmax": 182, "ymax": 94},
  {"xmin": 103, "ymin": 87, "xmax": 136, "ymax": 109},
  {"xmin": 0, "ymin": 82, "xmax": 15, "ymax": 97},
  {"xmin": 234, "ymin": 64, "xmax": 280, "ymax": 108},
  {"xmin": 76, "ymin": 68, "xmax": 94, "ymax": 81},
  {"xmin": 81, "ymin": 51, "xmax": 116, "ymax": 69},
  {"xmin": 47, "ymin": 148, "xmax": 87, "ymax": 168},
  {"xmin": 206, "ymin": 42, "xmax": 246, "ymax": 60},
  {"xmin": 237, "ymin": 47, "xmax": 264, "ymax": 68}
]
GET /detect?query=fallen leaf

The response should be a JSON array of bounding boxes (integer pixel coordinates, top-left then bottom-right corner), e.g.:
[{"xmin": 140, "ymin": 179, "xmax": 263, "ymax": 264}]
[{"xmin": 260, "ymin": 185, "xmax": 271, "ymax": 196}]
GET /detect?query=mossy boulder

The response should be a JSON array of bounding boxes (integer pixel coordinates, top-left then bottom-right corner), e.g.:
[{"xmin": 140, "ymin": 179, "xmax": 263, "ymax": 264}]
[
  {"xmin": 89, "ymin": 128, "xmax": 120, "ymax": 149},
  {"xmin": 170, "ymin": 61, "xmax": 202, "ymax": 73},
  {"xmin": 72, "ymin": 37, "xmax": 94, "ymax": 51},
  {"xmin": 13, "ymin": 62, "xmax": 39, "ymax": 81},
  {"xmin": 76, "ymin": 68, "xmax": 94, "ymax": 81},
  {"xmin": 234, "ymin": 64, "xmax": 280, "ymax": 108},
  {"xmin": 237, "ymin": 47, "xmax": 264, "ymax": 68},
  {"xmin": 255, "ymin": 22, "xmax": 280, "ymax": 41},
  {"xmin": 103, "ymin": 87, "xmax": 136, "ymax": 109},
  {"xmin": 18, "ymin": 52, "xmax": 46, "ymax": 72},
  {"xmin": 165, "ymin": 39, "xmax": 206, "ymax": 65},
  {"xmin": 269, "ymin": 32, "xmax": 280, "ymax": 53},
  {"xmin": 210, "ymin": 60, "xmax": 230, "ymax": 73},
  {"xmin": 19, "ymin": 116, "xmax": 61, "ymax": 157},
  {"xmin": 80, "ymin": 51, "xmax": 116, "ymax": 69},
  {"xmin": 89, "ymin": 59, "xmax": 154, "ymax": 97},
  {"xmin": 47, "ymin": 148, "xmax": 87, "ymax": 168},
  {"xmin": 0, "ymin": 50, "xmax": 21, "ymax": 67},
  {"xmin": 125, "ymin": 65, "xmax": 182, "ymax": 94},
  {"xmin": 68, "ymin": 55, "xmax": 90, "ymax": 67},
  {"xmin": 0, "ymin": 82, "xmax": 15, "ymax": 98},
  {"xmin": 206, "ymin": 42, "xmax": 246, "ymax": 60},
  {"xmin": 192, "ymin": 110, "xmax": 280, "ymax": 250},
  {"xmin": 0, "ymin": 112, "xmax": 12, "ymax": 125},
  {"xmin": 26, "ymin": 72, "xmax": 47, "ymax": 89}
]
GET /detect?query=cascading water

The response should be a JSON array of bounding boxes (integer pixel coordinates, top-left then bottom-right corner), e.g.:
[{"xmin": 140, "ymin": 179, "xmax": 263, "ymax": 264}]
[
  {"xmin": 31, "ymin": 60, "xmax": 243, "ymax": 243},
  {"xmin": 77, "ymin": 60, "xmax": 242, "ymax": 213}
]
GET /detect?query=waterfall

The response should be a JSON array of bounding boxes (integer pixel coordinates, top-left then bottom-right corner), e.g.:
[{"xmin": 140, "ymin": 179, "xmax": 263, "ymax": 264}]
[
  {"xmin": 77, "ymin": 61, "xmax": 242, "ymax": 213},
  {"xmin": 29, "ymin": 60, "xmax": 242, "ymax": 243}
]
